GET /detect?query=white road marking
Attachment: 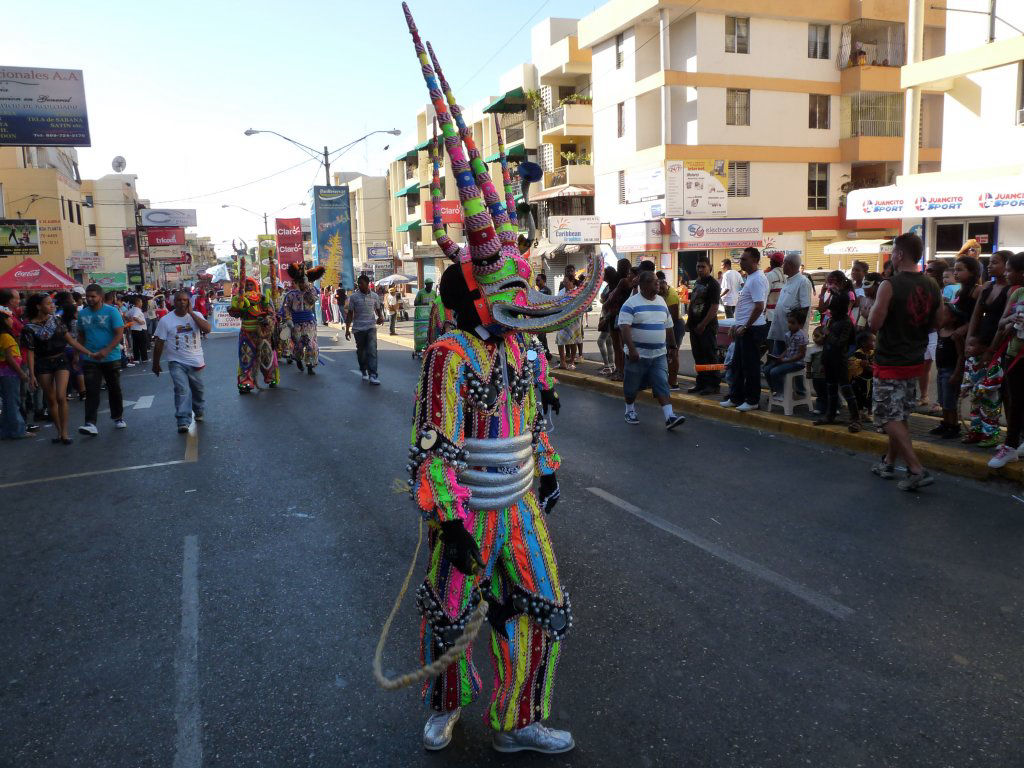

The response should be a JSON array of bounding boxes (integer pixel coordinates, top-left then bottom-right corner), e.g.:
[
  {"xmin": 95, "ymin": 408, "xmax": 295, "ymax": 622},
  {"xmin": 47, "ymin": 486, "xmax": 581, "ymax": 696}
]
[
  {"xmin": 0, "ymin": 460, "xmax": 187, "ymax": 489},
  {"xmin": 350, "ymin": 369, "xmax": 362, "ymax": 376},
  {"xmin": 319, "ymin": 354, "xmax": 334, "ymax": 362},
  {"xmin": 586, "ymin": 487, "xmax": 854, "ymax": 620},
  {"xmin": 133, "ymin": 395, "xmax": 154, "ymax": 409},
  {"xmin": 173, "ymin": 535, "xmax": 202, "ymax": 768}
]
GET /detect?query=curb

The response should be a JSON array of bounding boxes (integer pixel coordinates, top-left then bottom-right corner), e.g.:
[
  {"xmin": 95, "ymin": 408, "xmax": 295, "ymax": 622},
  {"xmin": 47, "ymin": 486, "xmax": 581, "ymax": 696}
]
[{"xmin": 552, "ymin": 366, "xmax": 1024, "ymax": 484}]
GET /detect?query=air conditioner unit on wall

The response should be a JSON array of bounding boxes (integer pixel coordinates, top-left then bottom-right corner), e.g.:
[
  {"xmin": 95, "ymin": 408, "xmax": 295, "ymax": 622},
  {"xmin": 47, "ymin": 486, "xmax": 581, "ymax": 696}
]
[{"xmin": 1016, "ymin": 108, "xmax": 1024, "ymax": 126}]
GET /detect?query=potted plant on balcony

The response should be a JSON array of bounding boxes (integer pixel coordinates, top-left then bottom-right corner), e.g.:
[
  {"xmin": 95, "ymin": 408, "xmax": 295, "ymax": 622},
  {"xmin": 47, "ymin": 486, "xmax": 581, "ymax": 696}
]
[{"xmin": 523, "ymin": 88, "xmax": 544, "ymax": 116}]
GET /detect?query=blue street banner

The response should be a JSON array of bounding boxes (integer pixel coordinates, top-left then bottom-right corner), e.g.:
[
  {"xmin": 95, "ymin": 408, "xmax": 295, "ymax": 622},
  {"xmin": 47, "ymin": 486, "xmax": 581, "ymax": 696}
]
[
  {"xmin": 310, "ymin": 186, "xmax": 354, "ymax": 290},
  {"xmin": 0, "ymin": 66, "xmax": 91, "ymax": 147}
]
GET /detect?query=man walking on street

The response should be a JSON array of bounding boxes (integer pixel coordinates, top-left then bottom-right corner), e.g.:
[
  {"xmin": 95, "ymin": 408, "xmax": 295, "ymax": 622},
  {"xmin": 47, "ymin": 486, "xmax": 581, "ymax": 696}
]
[
  {"xmin": 345, "ymin": 274, "xmax": 385, "ymax": 385},
  {"xmin": 687, "ymin": 255, "xmax": 721, "ymax": 394},
  {"xmin": 721, "ymin": 247, "xmax": 768, "ymax": 412},
  {"xmin": 617, "ymin": 271, "xmax": 686, "ymax": 430},
  {"xmin": 868, "ymin": 233, "xmax": 941, "ymax": 491},
  {"xmin": 152, "ymin": 290, "xmax": 211, "ymax": 433},
  {"xmin": 77, "ymin": 284, "xmax": 126, "ymax": 435}
]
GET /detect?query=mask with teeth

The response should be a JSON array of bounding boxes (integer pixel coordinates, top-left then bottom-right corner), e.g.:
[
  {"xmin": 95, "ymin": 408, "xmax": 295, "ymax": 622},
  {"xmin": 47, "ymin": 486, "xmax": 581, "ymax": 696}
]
[{"xmin": 404, "ymin": 2, "xmax": 602, "ymax": 337}]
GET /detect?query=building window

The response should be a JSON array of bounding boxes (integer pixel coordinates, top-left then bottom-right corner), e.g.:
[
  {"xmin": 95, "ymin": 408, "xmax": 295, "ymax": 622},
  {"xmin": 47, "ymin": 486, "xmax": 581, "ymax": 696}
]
[
  {"xmin": 727, "ymin": 162, "xmax": 750, "ymax": 197},
  {"xmin": 615, "ymin": 32, "xmax": 624, "ymax": 69},
  {"xmin": 75, "ymin": 203, "xmax": 82, "ymax": 224},
  {"xmin": 60, "ymin": 196, "xmax": 66, "ymax": 220},
  {"xmin": 617, "ymin": 102, "xmax": 625, "ymax": 137},
  {"xmin": 809, "ymin": 94, "xmax": 830, "ymax": 129},
  {"xmin": 726, "ymin": 89, "xmax": 750, "ymax": 126},
  {"xmin": 808, "ymin": 24, "xmax": 830, "ymax": 59},
  {"xmin": 88, "ymin": 224, "xmax": 96, "ymax": 236},
  {"xmin": 68, "ymin": 198, "xmax": 74, "ymax": 221},
  {"xmin": 725, "ymin": 16, "xmax": 749, "ymax": 54},
  {"xmin": 808, "ymin": 163, "xmax": 829, "ymax": 210},
  {"xmin": 618, "ymin": 170, "xmax": 626, "ymax": 204}
]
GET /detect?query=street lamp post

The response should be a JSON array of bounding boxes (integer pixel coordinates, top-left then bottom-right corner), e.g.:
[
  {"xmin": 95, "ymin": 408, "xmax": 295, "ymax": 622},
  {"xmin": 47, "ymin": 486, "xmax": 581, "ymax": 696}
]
[{"xmin": 243, "ymin": 128, "xmax": 401, "ymax": 186}]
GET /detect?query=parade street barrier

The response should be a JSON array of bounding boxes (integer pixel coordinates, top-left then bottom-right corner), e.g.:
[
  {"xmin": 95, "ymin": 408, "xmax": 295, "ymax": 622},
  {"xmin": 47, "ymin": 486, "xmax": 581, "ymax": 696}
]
[{"xmin": 211, "ymin": 301, "xmax": 240, "ymax": 333}]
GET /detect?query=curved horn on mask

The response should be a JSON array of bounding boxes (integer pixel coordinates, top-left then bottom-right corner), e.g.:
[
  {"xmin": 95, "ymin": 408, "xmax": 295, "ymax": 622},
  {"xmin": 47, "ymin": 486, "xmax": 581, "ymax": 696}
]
[{"xmin": 429, "ymin": 118, "xmax": 463, "ymax": 264}]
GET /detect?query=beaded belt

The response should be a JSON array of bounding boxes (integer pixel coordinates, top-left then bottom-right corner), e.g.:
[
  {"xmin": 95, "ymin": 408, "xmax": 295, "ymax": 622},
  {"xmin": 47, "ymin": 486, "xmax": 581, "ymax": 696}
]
[{"xmin": 460, "ymin": 434, "xmax": 535, "ymax": 510}]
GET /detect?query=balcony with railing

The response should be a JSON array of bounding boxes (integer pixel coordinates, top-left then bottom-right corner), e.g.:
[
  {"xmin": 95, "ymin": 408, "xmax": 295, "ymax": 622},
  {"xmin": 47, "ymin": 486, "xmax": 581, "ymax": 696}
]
[
  {"xmin": 837, "ymin": 19, "xmax": 906, "ymax": 71},
  {"xmin": 540, "ymin": 102, "xmax": 593, "ymax": 140},
  {"xmin": 840, "ymin": 91, "xmax": 904, "ymax": 162},
  {"xmin": 545, "ymin": 164, "xmax": 594, "ymax": 189}
]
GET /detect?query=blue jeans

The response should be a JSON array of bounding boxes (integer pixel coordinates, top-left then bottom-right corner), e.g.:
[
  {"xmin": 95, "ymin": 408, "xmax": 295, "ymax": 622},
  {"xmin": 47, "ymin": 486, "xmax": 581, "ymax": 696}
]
[
  {"xmin": 354, "ymin": 328, "xmax": 378, "ymax": 375},
  {"xmin": 622, "ymin": 354, "xmax": 669, "ymax": 401},
  {"xmin": 763, "ymin": 361, "xmax": 804, "ymax": 394},
  {"xmin": 168, "ymin": 361, "xmax": 205, "ymax": 426},
  {"xmin": 1, "ymin": 375, "xmax": 26, "ymax": 438}
]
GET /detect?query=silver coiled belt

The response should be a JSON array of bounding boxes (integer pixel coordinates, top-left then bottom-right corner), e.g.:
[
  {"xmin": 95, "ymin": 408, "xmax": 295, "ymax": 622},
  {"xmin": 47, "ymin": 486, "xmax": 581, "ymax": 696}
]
[{"xmin": 460, "ymin": 435, "xmax": 536, "ymax": 510}]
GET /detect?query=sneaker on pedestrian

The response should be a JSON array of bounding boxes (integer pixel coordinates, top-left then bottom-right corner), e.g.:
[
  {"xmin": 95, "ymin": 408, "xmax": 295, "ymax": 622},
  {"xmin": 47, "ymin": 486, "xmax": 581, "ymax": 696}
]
[
  {"xmin": 736, "ymin": 402, "xmax": 758, "ymax": 413},
  {"xmin": 668, "ymin": 384, "xmax": 681, "ymax": 392},
  {"xmin": 870, "ymin": 456, "xmax": 895, "ymax": 479},
  {"xmin": 79, "ymin": 422, "xmax": 98, "ymax": 436},
  {"xmin": 720, "ymin": 398, "xmax": 737, "ymax": 408},
  {"xmin": 368, "ymin": 374, "xmax": 381, "ymax": 386},
  {"xmin": 177, "ymin": 424, "xmax": 189, "ymax": 434},
  {"xmin": 665, "ymin": 414, "xmax": 686, "ymax": 430},
  {"xmin": 193, "ymin": 412, "xmax": 204, "ymax": 422},
  {"xmin": 898, "ymin": 469, "xmax": 934, "ymax": 491},
  {"xmin": 115, "ymin": 419, "xmax": 127, "ymax": 429},
  {"xmin": 361, "ymin": 371, "xmax": 369, "ymax": 381},
  {"xmin": 687, "ymin": 385, "xmax": 702, "ymax": 394},
  {"xmin": 624, "ymin": 411, "xmax": 639, "ymax": 425},
  {"xmin": 988, "ymin": 444, "xmax": 1019, "ymax": 469}
]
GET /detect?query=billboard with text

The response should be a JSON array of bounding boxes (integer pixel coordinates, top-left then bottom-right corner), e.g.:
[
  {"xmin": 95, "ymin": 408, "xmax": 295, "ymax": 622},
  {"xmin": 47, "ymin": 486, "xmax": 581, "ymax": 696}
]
[{"xmin": 0, "ymin": 66, "xmax": 90, "ymax": 147}]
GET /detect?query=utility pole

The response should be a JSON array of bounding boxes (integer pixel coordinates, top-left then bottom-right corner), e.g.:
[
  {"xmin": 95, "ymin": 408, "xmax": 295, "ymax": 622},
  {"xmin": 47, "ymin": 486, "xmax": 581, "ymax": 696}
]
[
  {"xmin": 263, "ymin": 212, "xmax": 269, "ymax": 235},
  {"xmin": 324, "ymin": 145, "xmax": 331, "ymax": 186}
]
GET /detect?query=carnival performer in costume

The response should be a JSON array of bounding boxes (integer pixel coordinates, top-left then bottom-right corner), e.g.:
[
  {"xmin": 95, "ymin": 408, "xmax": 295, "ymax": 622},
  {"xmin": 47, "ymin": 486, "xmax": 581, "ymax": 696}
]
[
  {"xmin": 281, "ymin": 263, "xmax": 325, "ymax": 375},
  {"xmin": 227, "ymin": 249, "xmax": 279, "ymax": 393},
  {"xmin": 400, "ymin": 5, "xmax": 601, "ymax": 754}
]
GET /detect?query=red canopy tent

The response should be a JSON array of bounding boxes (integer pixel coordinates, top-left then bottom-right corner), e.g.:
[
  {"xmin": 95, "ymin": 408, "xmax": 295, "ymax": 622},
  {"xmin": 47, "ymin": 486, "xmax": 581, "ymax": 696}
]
[
  {"xmin": 0, "ymin": 257, "xmax": 76, "ymax": 291},
  {"xmin": 43, "ymin": 261, "xmax": 79, "ymax": 287}
]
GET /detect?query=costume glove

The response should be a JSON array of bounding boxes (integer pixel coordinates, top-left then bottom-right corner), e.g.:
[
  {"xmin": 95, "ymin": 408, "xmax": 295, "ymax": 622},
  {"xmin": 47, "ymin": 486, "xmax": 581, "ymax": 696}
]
[
  {"xmin": 538, "ymin": 473, "xmax": 560, "ymax": 514},
  {"xmin": 440, "ymin": 520, "xmax": 484, "ymax": 576},
  {"xmin": 541, "ymin": 388, "xmax": 561, "ymax": 415}
]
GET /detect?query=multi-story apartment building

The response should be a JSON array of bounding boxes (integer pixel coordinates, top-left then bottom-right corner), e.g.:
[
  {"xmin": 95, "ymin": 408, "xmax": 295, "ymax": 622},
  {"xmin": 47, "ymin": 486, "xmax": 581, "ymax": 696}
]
[
  {"xmin": 848, "ymin": 0, "xmax": 1024, "ymax": 258},
  {"xmin": 340, "ymin": 173, "xmax": 393, "ymax": 282},
  {"xmin": 82, "ymin": 174, "xmax": 143, "ymax": 280},
  {"xmin": 579, "ymin": 0, "xmax": 945, "ymax": 277}
]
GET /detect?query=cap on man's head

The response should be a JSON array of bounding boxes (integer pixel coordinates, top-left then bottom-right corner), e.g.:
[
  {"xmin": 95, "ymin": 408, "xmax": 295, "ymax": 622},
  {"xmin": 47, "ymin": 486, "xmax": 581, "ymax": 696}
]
[
  {"xmin": 769, "ymin": 251, "xmax": 785, "ymax": 267},
  {"xmin": 424, "ymin": 278, "xmax": 433, "ymax": 285}
]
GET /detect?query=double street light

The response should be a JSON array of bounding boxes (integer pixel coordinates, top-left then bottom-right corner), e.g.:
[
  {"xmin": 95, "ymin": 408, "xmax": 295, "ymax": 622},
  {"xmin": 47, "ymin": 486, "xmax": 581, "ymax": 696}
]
[{"xmin": 243, "ymin": 128, "xmax": 401, "ymax": 186}]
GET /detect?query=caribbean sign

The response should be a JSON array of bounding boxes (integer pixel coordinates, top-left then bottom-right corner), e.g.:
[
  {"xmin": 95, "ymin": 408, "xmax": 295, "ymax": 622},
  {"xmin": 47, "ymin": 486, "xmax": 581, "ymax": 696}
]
[{"xmin": 0, "ymin": 66, "xmax": 91, "ymax": 147}]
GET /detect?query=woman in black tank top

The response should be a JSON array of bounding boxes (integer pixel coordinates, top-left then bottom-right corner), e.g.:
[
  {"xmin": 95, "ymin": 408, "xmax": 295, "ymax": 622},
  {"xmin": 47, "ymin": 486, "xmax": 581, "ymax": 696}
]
[{"xmin": 967, "ymin": 250, "xmax": 1011, "ymax": 346}]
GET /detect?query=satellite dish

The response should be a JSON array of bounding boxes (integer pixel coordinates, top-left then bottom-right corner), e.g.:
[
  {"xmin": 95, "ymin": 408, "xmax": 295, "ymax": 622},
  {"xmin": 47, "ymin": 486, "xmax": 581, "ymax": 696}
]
[{"xmin": 112, "ymin": 156, "xmax": 127, "ymax": 173}]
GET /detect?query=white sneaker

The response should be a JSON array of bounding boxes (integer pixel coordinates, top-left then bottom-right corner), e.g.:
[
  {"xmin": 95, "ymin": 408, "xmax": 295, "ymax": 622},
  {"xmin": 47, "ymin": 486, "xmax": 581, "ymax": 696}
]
[
  {"xmin": 719, "ymin": 398, "xmax": 737, "ymax": 408},
  {"xmin": 736, "ymin": 402, "xmax": 758, "ymax": 412},
  {"xmin": 78, "ymin": 422, "xmax": 98, "ymax": 436},
  {"xmin": 988, "ymin": 444, "xmax": 1019, "ymax": 469},
  {"xmin": 115, "ymin": 419, "xmax": 127, "ymax": 429},
  {"xmin": 361, "ymin": 372, "xmax": 369, "ymax": 381},
  {"xmin": 368, "ymin": 374, "xmax": 381, "ymax": 386}
]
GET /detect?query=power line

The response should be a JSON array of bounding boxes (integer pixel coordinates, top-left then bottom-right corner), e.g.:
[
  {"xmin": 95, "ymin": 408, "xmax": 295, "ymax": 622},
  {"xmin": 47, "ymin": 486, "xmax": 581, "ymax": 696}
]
[
  {"xmin": 457, "ymin": 0, "xmax": 553, "ymax": 91},
  {"xmin": 151, "ymin": 157, "xmax": 320, "ymax": 204}
]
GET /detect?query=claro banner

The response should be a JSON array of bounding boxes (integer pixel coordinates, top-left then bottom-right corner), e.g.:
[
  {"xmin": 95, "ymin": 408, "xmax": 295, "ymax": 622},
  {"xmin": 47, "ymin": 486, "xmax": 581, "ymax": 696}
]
[{"xmin": 275, "ymin": 217, "xmax": 304, "ymax": 282}]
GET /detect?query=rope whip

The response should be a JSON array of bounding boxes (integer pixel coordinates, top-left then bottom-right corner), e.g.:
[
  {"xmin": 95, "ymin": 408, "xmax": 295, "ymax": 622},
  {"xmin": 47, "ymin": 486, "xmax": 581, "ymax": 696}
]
[{"xmin": 373, "ymin": 517, "xmax": 489, "ymax": 691}]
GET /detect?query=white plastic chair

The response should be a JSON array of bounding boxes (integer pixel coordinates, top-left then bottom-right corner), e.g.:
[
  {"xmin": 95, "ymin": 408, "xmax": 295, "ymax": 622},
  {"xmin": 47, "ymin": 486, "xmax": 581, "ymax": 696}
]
[{"xmin": 766, "ymin": 369, "xmax": 813, "ymax": 416}]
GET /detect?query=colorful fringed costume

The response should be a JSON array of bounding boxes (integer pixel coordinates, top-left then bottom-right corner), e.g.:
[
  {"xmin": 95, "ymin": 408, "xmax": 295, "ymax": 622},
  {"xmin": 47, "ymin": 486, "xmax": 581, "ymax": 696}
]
[
  {"xmin": 282, "ymin": 263, "xmax": 324, "ymax": 373},
  {"xmin": 228, "ymin": 270, "xmax": 279, "ymax": 393},
  {"xmin": 961, "ymin": 354, "xmax": 1004, "ymax": 442},
  {"xmin": 399, "ymin": 4, "xmax": 603, "ymax": 752}
]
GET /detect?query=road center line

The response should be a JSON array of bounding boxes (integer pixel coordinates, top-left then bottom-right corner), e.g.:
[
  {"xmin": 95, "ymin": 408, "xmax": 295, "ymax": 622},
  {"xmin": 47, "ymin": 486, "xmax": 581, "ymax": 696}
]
[
  {"xmin": 318, "ymin": 354, "xmax": 334, "ymax": 362},
  {"xmin": 586, "ymin": 487, "xmax": 854, "ymax": 620},
  {"xmin": 0, "ymin": 460, "xmax": 187, "ymax": 489},
  {"xmin": 173, "ymin": 535, "xmax": 202, "ymax": 768},
  {"xmin": 133, "ymin": 395, "xmax": 154, "ymax": 409}
]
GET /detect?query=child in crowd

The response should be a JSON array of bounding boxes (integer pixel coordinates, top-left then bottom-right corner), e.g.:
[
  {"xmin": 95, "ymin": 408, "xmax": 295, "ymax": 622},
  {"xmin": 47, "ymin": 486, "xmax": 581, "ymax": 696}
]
[
  {"xmin": 807, "ymin": 324, "xmax": 827, "ymax": 413},
  {"xmin": 960, "ymin": 335, "xmax": 1004, "ymax": 447},
  {"xmin": 814, "ymin": 292, "xmax": 861, "ymax": 432},
  {"xmin": 763, "ymin": 311, "xmax": 807, "ymax": 395},
  {"xmin": 850, "ymin": 330, "xmax": 875, "ymax": 416},
  {"xmin": 931, "ymin": 303, "xmax": 961, "ymax": 438}
]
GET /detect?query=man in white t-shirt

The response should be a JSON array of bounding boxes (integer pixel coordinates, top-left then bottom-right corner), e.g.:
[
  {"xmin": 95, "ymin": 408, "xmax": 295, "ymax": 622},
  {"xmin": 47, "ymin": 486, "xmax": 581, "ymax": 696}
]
[
  {"xmin": 721, "ymin": 247, "xmax": 768, "ymax": 412},
  {"xmin": 720, "ymin": 258, "xmax": 743, "ymax": 318},
  {"xmin": 152, "ymin": 290, "xmax": 212, "ymax": 433}
]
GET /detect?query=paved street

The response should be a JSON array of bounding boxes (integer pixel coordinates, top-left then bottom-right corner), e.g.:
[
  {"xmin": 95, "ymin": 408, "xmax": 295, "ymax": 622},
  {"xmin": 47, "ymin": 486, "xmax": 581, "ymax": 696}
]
[{"xmin": 1, "ymin": 328, "xmax": 1022, "ymax": 768}]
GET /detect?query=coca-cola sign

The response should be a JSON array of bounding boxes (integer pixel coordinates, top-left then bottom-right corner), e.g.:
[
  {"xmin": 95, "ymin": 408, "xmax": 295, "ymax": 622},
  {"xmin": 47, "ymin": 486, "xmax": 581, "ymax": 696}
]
[{"xmin": 14, "ymin": 269, "xmax": 40, "ymax": 278}]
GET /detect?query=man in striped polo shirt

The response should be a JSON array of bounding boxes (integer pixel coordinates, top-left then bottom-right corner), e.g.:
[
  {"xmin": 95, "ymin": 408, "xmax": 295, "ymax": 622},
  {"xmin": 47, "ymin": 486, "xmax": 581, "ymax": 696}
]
[{"xmin": 617, "ymin": 271, "xmax": 687, "ymax": 429}]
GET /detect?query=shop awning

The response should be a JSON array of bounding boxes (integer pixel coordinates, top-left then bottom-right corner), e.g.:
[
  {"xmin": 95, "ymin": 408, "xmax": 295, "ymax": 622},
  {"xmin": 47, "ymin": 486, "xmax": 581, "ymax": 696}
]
[
  {"xmin": 394, "ymin": 182, "xmax": 420, "ymax": 198},
  {"xmin": 395, "ymin": 148, "xmax": 417, "ymax": 162},
  {"xmin": 847, "ymin": 175, "xmax": 1024, "ymax": 220},
  {"xmin": 396, "ymin": 219, "xmax": 421, "ymax": 232},
  {"xmin": 484, "ymin": 144, "xmax": 527, "ymax": 163},
  {"xmin": 530, "ymin": 183, "xmax": 595, "ymax": 202},
  {"xmin": 483, "ymin": 86, "xmax": 526, "ymax": 114},
  {"xmin": 824, "ymin": 238, "xmax": 893, "ymax": 255},
  {"xmin": 414, "ymin": 138, "xmax": 432, "ymax": 151}
]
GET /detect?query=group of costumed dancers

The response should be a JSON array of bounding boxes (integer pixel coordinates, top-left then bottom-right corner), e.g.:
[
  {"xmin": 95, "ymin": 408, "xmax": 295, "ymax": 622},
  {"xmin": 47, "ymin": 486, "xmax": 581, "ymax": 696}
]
[
  {"xmin": 374, "ymin": 5, "xmax": 603, "ymax": 756},
  {"xmin": 227, "ymin": 246, "xmax": 325, "ymax": 393}
]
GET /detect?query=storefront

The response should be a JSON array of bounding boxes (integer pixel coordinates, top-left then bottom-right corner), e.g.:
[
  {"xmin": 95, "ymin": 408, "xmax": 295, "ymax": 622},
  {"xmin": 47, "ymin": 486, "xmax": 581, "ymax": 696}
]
[
  {"xmin": 847, "ymin": 176, "xmax": 1024, "ymax": 258},
  {"xmin": 823, "ymin": 238, "xmax": 893, "ymax": 272}
]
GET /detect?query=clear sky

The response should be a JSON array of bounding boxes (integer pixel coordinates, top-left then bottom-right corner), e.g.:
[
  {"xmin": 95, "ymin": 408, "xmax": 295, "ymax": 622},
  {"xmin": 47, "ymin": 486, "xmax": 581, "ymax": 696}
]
[{"xmin": 8, "ymin": 0, "xmax": 603, "ymax": 254}]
